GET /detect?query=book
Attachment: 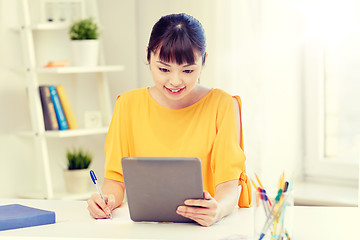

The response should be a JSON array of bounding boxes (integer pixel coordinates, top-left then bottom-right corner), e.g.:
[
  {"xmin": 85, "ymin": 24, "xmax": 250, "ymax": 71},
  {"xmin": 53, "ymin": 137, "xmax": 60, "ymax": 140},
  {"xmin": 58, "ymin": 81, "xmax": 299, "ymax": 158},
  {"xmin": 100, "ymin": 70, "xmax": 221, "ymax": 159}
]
[
  {"xmin": 44, "ymin": 59, "xmax": 70, "ymax": 68},
  {"xmin": 49, "ymin": 85, "xmax": 69, "ymax": 130},
  {"xmin": 0, "ymin": 204, "xmax": 55, "ymax": 231},
  {"xmin": 39, "ymin": 86, "xmax": 59, "ymax": 130},
  {"xmin": 56, "ymin": 85, "xmax": 78, "ymax": 129}
]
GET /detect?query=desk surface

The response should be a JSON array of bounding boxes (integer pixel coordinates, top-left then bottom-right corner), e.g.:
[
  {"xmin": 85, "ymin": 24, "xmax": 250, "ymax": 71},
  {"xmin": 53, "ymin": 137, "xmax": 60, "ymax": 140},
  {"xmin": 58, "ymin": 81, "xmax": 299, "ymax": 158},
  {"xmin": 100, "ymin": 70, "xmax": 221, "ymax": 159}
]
[{"xmin": 0, "ymin": 198, "xmax": 359, "ymax": 240}]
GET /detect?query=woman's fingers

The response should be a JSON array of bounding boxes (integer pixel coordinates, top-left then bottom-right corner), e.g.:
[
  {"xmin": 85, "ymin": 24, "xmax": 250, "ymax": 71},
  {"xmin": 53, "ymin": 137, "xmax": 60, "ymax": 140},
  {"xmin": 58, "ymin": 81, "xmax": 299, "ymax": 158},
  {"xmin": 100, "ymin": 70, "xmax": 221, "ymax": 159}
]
[
  {"xmin": 176, "ymin": 191, "xmax": 220, "ymax": 226},
  {"xmin": 87, "ymin": 193, "xmax": 112, "ymax": 219}
]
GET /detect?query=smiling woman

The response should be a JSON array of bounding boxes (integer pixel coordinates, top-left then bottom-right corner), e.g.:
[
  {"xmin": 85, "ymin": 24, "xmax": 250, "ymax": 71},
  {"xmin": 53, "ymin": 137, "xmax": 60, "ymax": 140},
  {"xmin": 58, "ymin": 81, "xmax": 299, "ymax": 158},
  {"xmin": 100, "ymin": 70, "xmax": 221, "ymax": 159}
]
[{"xmin": 87, "ymin": 13, "xmax": 252, "ymax": 227}]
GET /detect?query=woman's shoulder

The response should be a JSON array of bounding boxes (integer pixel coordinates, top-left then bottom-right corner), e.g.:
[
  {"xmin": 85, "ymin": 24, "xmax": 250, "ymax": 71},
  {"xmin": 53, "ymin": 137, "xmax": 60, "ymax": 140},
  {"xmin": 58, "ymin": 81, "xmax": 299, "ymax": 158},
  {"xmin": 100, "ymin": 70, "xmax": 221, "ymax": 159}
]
[
  {"xmin": 116, "ymin": 88, "xmax": 148, "ymax": 102},
  {"xmin": 209, "ymin": 88, "xmax": 235, "ymax": 102}
]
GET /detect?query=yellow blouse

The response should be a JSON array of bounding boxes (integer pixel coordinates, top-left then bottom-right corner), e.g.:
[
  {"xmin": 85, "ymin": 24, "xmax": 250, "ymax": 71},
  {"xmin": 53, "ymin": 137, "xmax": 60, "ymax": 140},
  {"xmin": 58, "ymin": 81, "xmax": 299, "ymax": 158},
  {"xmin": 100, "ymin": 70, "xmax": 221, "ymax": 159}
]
[{"xmin": 104, "ymin": 88, "xmax": 251, "ymax": 207}]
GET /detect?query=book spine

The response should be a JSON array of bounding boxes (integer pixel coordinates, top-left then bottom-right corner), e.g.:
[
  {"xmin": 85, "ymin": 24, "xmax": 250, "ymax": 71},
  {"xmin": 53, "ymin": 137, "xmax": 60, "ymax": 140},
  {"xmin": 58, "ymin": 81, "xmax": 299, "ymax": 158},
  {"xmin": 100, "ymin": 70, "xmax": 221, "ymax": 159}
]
[
  {"xmin": 39, "ymin": 86, "xmax": 59, "ymax": 130},
  {"xmin": 0, "ymin": 212, "xmax": 56, "ymax": 231},
  {"xmin": 49, "ymin": 85, "xmax": 69, "ymax": 130},
  {"xmin": 56, "ymin": 85, "xmax": 78, "ymax": 129}
]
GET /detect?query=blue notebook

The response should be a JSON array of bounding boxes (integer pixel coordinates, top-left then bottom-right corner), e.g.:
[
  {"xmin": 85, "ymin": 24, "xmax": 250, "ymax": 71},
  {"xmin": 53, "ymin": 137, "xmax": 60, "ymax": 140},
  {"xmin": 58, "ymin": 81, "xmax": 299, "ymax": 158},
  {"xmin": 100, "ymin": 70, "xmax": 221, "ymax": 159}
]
[{"xmin": 0, "ymin": 204, "xmax": 56, "ymax": 231}]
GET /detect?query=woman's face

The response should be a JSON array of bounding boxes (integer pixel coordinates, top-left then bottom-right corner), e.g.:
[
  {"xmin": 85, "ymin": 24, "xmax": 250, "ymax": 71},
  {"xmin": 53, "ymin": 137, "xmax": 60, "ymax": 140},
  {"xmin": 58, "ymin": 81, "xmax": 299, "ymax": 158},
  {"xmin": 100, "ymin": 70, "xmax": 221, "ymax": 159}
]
[{"xmin": 149, "ymin": 49, "xmax": 203, "ymax": 103}]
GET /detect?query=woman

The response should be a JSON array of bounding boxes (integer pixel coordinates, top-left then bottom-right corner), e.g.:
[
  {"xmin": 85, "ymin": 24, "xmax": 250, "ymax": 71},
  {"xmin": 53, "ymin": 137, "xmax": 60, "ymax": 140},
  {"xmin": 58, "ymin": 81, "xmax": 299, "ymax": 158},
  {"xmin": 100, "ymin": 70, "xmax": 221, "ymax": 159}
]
[{"xmin": 87, "ymin": 13, "xmax": 251, "ymax": 227}]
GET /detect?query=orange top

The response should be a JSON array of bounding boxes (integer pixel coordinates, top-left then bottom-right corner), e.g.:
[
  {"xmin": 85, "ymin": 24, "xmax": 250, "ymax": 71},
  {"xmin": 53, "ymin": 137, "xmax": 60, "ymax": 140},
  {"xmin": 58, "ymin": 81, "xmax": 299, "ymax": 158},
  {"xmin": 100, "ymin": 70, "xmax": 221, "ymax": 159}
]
[{"xmin": 104, "ymin": 88, "xmax": 251, "ymax": 207}]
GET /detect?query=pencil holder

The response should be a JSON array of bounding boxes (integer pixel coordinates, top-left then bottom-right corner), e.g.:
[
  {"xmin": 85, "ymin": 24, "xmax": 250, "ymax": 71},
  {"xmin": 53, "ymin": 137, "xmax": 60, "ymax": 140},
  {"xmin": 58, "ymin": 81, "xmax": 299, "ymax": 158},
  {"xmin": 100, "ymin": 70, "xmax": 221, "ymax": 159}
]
[{"xmin": 254, "ymin": 190, "xmax": 294, "ymax": 240}]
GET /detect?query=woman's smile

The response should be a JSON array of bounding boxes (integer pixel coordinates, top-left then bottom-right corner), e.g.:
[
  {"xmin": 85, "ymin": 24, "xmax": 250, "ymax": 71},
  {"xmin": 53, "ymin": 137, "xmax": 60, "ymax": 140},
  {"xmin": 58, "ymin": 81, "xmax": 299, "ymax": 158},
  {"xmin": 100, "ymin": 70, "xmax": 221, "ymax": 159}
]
[{"xmin": 164, "ymin": 86, "xmax": 186, "ymax": 95}]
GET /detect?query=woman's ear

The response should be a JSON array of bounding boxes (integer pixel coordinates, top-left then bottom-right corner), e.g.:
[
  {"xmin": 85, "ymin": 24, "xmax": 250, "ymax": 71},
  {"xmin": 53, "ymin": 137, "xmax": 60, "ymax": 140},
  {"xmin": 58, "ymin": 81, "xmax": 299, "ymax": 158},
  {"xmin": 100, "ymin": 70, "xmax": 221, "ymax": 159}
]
[
  {"xmin": 203, "ymin": 52, "xmax": 208, "ymax": 65},
  {"xmin": 146, "ymin": 48, "xmax": 151, "ymax": 67}
]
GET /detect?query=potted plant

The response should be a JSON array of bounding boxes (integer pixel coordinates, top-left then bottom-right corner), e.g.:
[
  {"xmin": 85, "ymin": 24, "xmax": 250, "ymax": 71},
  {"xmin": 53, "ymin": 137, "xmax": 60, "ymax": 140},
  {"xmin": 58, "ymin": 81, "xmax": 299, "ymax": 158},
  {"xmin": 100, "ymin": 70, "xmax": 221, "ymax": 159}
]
[
  {"xmin": 63, "ymin": 147, "xmax": 92, "ymax": 193},
  {"xmin": 69, "ymin": 17, "xmax": 100, "ymax": 66}
]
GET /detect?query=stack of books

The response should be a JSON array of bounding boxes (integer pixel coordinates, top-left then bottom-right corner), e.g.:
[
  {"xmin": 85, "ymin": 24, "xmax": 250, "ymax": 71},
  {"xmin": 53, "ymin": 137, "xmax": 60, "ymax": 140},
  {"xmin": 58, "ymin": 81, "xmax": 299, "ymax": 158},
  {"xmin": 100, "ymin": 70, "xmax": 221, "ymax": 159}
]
[{"xmin": 39, "ymin": 85, "xmax": 78, "ymax": 131}]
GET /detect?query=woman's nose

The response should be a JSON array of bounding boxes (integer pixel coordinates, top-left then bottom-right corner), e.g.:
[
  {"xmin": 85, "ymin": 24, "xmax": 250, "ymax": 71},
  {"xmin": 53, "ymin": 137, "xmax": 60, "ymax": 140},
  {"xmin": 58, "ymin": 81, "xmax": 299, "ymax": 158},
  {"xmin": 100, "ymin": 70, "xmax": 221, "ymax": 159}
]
[{"xmin": 169, "ymin": 72, "xmax": 182, "ymax": 86}]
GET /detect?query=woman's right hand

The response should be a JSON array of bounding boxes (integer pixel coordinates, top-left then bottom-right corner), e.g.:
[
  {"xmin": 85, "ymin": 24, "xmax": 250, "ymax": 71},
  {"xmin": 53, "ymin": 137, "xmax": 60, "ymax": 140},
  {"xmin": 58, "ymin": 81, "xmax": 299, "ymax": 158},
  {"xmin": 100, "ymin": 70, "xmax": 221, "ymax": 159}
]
[{"xmin": 87, "ymin": 193, "xmax": 115, "ymax": 219}]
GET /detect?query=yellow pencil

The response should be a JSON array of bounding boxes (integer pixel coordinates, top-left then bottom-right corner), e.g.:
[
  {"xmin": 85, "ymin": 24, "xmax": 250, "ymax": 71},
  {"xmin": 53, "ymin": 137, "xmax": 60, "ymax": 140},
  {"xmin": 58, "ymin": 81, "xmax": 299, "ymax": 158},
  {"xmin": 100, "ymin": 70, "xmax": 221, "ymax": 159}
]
[
  {"xmin": 278, "ymin": 172, "xmax": 285, "ymax": 191},
  {"xmin": 255, "ymin": 173, "xmax": 265, "ymax": 189},
  {"xmin": 251, "ymin": 178, "xmax": 259, "ymax": 190}
]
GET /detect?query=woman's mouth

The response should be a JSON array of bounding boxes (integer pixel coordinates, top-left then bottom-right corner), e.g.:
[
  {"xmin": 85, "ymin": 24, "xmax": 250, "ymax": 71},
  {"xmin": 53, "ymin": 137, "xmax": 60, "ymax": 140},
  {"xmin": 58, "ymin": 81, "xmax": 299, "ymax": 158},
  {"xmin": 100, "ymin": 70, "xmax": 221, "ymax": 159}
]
[{"xmin": 165, "ymin": 87, "xmax": 185, "ymax": 95}]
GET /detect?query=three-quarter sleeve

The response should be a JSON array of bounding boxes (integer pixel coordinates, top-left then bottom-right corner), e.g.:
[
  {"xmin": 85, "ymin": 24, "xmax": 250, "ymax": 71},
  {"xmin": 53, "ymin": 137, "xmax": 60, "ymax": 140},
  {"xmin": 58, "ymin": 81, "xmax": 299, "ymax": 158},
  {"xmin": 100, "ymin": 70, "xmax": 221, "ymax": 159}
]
[{"xmin": 210, "ymin": 94, "xmax": 252, "ymax": 207}]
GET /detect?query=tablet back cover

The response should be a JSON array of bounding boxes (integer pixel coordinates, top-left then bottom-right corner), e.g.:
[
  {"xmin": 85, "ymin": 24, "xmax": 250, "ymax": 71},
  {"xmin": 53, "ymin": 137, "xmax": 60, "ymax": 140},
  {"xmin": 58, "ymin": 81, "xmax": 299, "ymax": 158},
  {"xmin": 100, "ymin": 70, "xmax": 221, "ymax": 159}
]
[{"xmin": 122, "ymin": 157, "xmax": 204, "ymax": 223}]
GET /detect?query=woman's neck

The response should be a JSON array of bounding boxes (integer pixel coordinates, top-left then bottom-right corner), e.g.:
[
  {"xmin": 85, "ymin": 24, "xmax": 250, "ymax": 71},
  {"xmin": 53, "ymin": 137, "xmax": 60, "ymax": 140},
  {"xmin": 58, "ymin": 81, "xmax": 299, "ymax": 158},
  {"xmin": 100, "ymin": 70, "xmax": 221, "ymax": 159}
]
[{"xmin": 148, "ymin": 85, "xmax": 211, "ymax": 110}]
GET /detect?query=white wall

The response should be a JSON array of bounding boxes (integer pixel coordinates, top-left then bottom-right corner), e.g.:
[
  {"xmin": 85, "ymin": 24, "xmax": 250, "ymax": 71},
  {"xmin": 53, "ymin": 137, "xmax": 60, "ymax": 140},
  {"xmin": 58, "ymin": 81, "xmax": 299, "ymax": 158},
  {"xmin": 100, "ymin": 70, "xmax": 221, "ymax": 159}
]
[
  {"xmin": 97, "ymin": 0, "xmax": 138, "ymax": 100},
  {"xmin": 252, "ymin": 1, "xmax": 304, "ymax": 189}
]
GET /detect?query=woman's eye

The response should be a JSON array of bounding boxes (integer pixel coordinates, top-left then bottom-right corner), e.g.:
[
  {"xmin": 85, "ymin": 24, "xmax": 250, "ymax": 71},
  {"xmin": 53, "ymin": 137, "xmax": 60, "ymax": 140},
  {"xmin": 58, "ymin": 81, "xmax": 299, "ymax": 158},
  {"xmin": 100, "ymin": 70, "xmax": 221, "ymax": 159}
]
[
  {"xmin": 159, "ymin": 68, "xmax": 169, "ymax": 72},
  {"xmin": 183, "ymin": 70, "xmax": 194, "ymax": 74}
]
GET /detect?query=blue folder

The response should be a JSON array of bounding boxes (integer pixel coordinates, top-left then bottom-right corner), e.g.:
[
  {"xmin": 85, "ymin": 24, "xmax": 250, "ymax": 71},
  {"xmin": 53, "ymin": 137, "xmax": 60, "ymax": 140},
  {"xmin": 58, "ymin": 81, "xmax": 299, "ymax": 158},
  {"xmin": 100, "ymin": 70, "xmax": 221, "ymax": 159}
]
[{"xmin": 0, "ymin": 204, "xmax": 56, "ymax": 231}]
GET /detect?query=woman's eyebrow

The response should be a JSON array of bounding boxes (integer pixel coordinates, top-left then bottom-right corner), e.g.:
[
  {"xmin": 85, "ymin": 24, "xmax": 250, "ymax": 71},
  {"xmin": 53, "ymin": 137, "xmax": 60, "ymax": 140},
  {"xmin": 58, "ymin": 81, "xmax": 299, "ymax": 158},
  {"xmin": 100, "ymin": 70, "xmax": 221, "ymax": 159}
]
[
  {"xmin": 156, "ymin": 61, "xmax": 196, "ymax": 67},
  {"xmin": 183, "ymin": 63, "xmax": 195, "ymax": 67},
  {"xmin": 156, "ymin": 61, "xmax": 171, "ymax": 67}
]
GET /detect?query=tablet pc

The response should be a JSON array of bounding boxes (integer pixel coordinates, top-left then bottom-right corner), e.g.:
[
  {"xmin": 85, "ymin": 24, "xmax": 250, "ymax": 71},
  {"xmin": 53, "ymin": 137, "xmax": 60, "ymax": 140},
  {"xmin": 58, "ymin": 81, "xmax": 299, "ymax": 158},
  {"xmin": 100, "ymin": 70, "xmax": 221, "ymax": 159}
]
[{"xmin": 122, "ymin": 157, "xmax": 204, "ymax": 223}]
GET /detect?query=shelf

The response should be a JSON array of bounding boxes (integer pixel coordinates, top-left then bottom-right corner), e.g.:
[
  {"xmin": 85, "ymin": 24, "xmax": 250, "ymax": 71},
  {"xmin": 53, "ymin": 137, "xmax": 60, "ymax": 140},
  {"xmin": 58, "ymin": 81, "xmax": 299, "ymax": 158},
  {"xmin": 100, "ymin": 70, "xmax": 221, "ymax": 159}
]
[
  {"xmin": 37, "ymin": 65, "xmax": 125, "ymax": 74},
  {"xmin": 45, "ymin": 127, "xmax": 108, "ymax": 138},
  {"xmin": 18, "ymin": 127, "xmax": 108, "ymax": 138},
  {"xmin": 32, "ymin": 23, "xmax": 70, "ymax": 30},
  {"xmin": 18, "ymin": 0, "xmax": 114, "ymax": 200},
  {"xmin": 12, "ymin": 23, "xmax": 69, "ymax": 32}
]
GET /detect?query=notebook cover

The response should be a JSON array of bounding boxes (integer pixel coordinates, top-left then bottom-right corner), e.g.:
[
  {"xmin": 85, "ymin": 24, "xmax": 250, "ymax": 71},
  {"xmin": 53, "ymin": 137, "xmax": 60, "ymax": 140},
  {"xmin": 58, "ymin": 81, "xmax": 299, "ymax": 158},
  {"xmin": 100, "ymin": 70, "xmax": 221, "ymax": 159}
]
[{"xmin": 0, "ymin": 204, "xmax": 56, "ymax": 231}]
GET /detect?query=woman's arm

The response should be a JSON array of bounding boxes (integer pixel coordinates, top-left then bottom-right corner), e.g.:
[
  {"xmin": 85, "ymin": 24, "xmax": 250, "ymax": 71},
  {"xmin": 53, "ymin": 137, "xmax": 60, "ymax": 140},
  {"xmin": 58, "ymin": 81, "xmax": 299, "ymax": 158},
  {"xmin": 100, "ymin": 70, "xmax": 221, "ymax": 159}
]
[
  {"xmin": 87, "ymin": 178, "xmax": 125, "ymax": 219},
  {"xmin": 176, "ymin": 179, "xmax": 239, "ymax": 227},
  {"xmin": 214, "ymin": 179, "xmax": 240, "ymax": 219}
]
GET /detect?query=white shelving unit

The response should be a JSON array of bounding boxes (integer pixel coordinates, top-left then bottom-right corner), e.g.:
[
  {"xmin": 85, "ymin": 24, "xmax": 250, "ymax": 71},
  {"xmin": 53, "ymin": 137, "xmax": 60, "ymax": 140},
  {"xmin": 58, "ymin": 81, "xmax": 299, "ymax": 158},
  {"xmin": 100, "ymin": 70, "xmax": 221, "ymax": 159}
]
[
  {"xmin": 17, "ymin": 0, "xmax": 123, "ymax": 200},
  {"xmin": 37, "ymin": 65, "xmax": 125, "ymax": 74}
]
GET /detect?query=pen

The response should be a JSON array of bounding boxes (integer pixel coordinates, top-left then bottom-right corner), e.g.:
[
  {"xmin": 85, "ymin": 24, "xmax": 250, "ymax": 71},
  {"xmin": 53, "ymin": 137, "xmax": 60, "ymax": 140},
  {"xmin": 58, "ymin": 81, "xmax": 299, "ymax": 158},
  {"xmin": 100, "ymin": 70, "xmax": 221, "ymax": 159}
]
[
  {"xmin": 271, "ymin": 189, "xmax": 283, "ymax": 240},
  {"xmin": 90, "ymin": 170, "xmax": 112, "ymax": 219},
  {"xmin": 259, "ymin": 188, "xmax": 269, "ymax": 216},
  {"xmin": 284, "ymin": 181, "xmax": 289, "ymax": 192},
  {"xmin": 255, "ymin": 174, "xmax": 272, "ymax": 207}
]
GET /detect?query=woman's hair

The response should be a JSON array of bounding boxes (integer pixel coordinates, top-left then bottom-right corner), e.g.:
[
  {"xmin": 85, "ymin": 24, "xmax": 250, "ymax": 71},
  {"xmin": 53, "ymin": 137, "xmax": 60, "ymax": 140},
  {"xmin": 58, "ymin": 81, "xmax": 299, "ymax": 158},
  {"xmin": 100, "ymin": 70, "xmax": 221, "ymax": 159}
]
[{"xmin": 147, "ymin": 13, "xmax": 206, "ymax": 65}]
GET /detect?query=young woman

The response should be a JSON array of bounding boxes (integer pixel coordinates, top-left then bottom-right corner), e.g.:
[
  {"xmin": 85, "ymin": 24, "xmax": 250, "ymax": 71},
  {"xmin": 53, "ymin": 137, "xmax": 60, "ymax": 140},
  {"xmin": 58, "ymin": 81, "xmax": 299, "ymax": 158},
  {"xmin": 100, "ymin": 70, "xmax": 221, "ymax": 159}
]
[{"xmin": 87, "ymin": 13, "xmax": 251, "ymax": 227}]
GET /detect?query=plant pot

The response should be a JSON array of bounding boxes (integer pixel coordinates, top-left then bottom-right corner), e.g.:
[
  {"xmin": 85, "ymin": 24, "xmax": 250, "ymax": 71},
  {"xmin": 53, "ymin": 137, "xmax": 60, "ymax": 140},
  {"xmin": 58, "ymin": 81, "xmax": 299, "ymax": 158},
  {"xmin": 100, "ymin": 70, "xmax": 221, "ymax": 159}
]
[
  {"xmin": 70, "ymin": 40, "xmax": 99, "ymax": 66},
  {"xmin": 63, "ymin": 169, "xmax": 90, "ymax": 193}
]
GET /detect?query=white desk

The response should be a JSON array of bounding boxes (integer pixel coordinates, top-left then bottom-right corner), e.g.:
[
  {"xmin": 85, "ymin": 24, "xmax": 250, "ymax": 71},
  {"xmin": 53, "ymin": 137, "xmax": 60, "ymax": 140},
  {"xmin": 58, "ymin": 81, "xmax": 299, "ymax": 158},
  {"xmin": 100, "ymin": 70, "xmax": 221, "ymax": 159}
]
[{"xmin": 0, "ymin": 199, "xmax": 359, "ymax": 240}]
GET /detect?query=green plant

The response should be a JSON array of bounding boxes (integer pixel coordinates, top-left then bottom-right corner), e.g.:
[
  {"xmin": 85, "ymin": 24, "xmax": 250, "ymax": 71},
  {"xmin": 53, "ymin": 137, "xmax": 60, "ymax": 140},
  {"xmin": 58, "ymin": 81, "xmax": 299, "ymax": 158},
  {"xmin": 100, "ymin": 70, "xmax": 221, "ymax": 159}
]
[
  {"xmin": 66, "ymin": 148, "xmax": 92, "ymax": 170},
  {"xmin": 69, "ymin": 17, "xmax": 99, "ymax": 40}
]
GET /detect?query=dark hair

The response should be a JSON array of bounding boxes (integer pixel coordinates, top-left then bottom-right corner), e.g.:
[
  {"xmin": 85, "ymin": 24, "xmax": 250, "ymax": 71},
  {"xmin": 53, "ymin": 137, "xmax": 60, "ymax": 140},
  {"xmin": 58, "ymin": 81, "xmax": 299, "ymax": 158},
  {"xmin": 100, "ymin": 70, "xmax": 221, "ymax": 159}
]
[{"xmin": 147, "ymin": 13, "xmax": 206, "ymax": 65}]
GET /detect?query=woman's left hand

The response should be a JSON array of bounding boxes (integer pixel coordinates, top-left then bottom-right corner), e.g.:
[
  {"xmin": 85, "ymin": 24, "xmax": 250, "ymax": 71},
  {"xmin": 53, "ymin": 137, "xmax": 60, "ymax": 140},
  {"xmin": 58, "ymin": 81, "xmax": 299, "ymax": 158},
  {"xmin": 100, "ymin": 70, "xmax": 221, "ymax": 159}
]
[{"xmin": 176, "ymin": 191, "xmax": 222, "ymax": 227}]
